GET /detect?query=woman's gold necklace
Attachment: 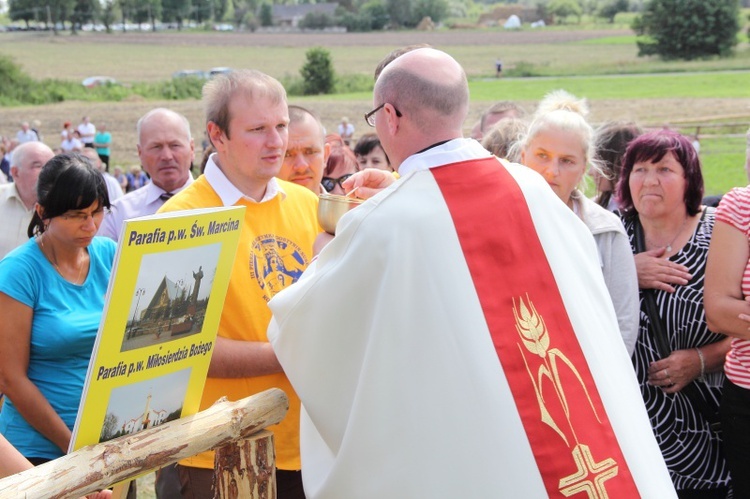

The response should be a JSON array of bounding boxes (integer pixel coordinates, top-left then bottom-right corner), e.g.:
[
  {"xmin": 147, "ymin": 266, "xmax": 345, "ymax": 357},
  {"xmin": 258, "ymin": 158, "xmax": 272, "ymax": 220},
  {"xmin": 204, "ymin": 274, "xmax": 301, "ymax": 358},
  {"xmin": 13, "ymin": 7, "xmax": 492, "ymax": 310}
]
[
  {"xmin": 648, "ymin": 216, "xmax": 689, "ymax": 253},
  {"xmin": 40, "ymin": 235, "xmax": 85, "ymax": 284}
]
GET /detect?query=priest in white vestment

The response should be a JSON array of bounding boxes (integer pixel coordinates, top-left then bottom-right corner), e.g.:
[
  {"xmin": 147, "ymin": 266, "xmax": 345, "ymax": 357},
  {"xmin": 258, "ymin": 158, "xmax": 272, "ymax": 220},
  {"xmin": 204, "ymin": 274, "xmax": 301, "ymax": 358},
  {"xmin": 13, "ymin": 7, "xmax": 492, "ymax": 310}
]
[{"xmin": 268, "ymin": 48, "xmax": 676, "ymax": 499}]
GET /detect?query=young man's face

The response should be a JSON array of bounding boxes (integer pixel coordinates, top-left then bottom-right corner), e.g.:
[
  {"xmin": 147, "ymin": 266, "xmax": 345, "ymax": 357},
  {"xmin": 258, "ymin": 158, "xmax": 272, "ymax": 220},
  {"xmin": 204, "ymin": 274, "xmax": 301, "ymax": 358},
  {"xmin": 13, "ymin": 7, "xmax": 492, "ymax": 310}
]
[{"xmin": 211, "ymin": 93, "xmax": 290, "ymax": 186}]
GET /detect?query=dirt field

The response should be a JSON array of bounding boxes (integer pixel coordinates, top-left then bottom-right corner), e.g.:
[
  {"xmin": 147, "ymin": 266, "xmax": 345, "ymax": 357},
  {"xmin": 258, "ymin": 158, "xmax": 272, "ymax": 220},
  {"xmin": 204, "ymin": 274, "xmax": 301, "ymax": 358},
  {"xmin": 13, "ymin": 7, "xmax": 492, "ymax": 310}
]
[
  {"xmin": 1, "ymin": 96, "xmax": 743, "ymax": 169},
  {"xmin": 0, "ymin": 28, "xmax": 642, "ymax": 82},
  {"xmin": 7, "ymin": 27, "xmax": 631, "ymax": 48}
]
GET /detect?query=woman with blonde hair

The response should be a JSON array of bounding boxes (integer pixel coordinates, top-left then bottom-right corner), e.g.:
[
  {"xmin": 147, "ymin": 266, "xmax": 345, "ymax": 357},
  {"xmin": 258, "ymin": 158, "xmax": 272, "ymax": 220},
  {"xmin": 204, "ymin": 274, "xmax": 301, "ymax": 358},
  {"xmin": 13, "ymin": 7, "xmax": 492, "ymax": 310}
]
[
  {"xmin": 518, "ymin": 90, "xmax": 639, "ymax": 354},
  {"xmin": 481, "ymin": 117, "xmax": 526, "ymax": 162}
]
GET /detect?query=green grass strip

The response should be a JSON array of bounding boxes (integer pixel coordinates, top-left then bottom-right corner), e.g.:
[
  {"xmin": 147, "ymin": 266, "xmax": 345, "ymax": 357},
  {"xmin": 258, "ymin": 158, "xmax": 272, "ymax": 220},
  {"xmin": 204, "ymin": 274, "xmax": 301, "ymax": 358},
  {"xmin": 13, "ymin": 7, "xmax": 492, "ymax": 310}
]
[{"xmin": 329, "ymin": 71, "xmax": 750, "ymax": 102}]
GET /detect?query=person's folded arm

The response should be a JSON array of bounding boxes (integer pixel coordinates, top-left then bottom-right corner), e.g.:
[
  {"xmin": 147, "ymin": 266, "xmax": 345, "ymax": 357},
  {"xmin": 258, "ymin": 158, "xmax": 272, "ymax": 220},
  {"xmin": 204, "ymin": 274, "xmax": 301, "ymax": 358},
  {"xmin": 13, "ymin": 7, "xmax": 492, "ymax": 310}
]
[{"xmin": 705, "ymin": 220, "xmax": 750, "ymax": 339}]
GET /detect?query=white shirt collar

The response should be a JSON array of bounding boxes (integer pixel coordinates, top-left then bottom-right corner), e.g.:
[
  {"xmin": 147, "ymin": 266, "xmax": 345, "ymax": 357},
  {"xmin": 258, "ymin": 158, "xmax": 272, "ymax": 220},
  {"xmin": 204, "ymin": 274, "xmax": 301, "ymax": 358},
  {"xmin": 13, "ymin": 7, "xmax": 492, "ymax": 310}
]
[
  {"xmin": 0, "ymin": 183, "xmax": 25, "ymax": 206},
  {"xmin": 204, "ymin": 153, "xmax": 285, "ymax": 207},
  {"xmin": 397, "ymin": 138, "xmax": 492, "ymax": 176},
  {"xmin": 143, "ymin": 173, "xmax": 194, "ymax": 204}
]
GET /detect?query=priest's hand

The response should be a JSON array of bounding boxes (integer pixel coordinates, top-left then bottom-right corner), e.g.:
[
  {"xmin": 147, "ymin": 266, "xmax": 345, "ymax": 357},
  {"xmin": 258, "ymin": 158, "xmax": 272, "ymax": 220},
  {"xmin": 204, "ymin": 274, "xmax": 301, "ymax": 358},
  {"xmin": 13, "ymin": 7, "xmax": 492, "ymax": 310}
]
[
  {"xmin": 343, "ymin": 168, "xmax": 396, "ymax": 200},
  {"xmin": 634, "ymin": 248, "xmax": 691, "ymax": 293}
]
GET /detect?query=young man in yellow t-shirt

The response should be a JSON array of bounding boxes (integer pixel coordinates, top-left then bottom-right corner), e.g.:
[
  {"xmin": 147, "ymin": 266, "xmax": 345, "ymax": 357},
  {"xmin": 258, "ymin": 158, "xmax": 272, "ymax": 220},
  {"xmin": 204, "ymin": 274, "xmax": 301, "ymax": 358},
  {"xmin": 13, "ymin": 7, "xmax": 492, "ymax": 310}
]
[{"xmin": 160, "ymin": 69, "xmax": 320, "ymax": 499}]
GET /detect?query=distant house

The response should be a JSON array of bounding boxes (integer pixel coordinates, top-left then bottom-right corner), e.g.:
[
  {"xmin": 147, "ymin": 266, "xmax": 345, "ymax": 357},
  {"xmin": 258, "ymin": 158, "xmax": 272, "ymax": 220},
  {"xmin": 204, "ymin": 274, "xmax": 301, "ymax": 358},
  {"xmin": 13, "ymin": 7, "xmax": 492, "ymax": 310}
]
[
  {"xmin": 478, "ymin": 5, "xmax": 540, "ymax": 26},
  {"xmin": 272, "ymin": 3, "xmax": 339, "ymax": 27}
]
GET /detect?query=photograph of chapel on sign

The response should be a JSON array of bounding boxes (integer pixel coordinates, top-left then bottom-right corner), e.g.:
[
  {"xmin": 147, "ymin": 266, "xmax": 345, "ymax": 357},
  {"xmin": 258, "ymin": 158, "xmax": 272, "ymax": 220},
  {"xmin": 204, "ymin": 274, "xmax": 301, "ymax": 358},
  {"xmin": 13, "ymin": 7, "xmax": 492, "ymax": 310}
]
[
  {"xmin": 99, "ymin": 368, "xmax": 190, "ymax": 443},
  {"xmin": 122, "ymin": 244, "xmax": 221, "ymax": 352}
]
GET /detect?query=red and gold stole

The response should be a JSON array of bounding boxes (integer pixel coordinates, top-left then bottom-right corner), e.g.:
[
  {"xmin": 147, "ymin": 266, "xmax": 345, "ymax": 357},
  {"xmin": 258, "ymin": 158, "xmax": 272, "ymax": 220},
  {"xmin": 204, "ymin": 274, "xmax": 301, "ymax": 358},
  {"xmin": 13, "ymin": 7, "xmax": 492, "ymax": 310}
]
[{"xmin": 433, "ymin": 158, "xmax": 638, "ymax": 498}]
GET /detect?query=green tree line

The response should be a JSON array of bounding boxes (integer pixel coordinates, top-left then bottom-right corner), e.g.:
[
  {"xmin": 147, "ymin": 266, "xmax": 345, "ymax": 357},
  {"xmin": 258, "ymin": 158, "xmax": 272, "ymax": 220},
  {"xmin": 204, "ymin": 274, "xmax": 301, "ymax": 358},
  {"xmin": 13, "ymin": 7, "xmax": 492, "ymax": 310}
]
[{"xmin": 7, "ymin": 0, "xmax": 454, "ymax": 32}]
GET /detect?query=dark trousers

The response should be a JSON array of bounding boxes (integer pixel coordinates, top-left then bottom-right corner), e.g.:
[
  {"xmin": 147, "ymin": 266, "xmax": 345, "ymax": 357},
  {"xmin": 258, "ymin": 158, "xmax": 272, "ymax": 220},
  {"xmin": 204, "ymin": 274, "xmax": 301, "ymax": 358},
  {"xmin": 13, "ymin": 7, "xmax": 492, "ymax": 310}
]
[
  {"xmin": 721, "ymin": 377, "xmax": 750, "ymax": 497},
  {"xmin": 177, "ymin": 464, "xmax": 305, "ymax": 498},
  {"xmin": 677, "ymin": 487, "xmax": 729, "ymax": 499},
  {"xmin": 98, "ymin": 153, "xmax": 110, "ymax": 171},
  {"xmin": 155, "ymin": 463, "xmax": 183, "ymax": 498}
]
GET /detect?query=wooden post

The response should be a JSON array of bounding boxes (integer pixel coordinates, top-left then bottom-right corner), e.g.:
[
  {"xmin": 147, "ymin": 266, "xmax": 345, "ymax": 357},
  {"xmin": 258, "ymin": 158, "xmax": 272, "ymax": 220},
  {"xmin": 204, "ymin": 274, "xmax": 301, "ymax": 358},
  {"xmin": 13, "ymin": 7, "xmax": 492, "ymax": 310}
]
[
  {"xmin": 214, "ymin": 429, "xmax": 276, "ymax": 499},
  {"xmin": 0, "ymin": 389, "xmax": 288, "ymax": 499}
]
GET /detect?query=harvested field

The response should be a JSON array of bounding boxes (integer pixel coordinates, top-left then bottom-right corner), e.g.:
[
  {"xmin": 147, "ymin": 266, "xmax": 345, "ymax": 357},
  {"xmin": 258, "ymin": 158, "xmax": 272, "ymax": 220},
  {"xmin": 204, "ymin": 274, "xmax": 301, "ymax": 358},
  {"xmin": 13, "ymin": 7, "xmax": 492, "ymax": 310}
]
[
  {"xmin": 4, "ymin": 28, "xmax": 631, "ymax": 48},
  {"xmin": 2, "ymin": 96, "xmax": 744, "ymax": 169}
]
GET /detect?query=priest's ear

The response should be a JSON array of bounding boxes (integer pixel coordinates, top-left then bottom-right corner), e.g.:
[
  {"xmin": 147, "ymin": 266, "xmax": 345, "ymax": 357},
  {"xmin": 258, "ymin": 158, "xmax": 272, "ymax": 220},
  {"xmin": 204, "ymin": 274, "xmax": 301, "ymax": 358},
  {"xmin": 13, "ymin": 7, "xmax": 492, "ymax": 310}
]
[{"xmin": 382, "ymin": 103, "xmax": 401, "ymax": 135}]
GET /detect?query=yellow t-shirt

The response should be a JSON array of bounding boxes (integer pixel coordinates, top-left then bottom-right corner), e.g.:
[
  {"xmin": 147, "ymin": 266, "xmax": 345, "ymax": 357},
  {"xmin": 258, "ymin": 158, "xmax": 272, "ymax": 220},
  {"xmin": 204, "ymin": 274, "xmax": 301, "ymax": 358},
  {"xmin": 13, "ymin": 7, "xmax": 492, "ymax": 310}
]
[{"xmin": 159, "ymin": 175, "xmax": 320, "ymax": 470}]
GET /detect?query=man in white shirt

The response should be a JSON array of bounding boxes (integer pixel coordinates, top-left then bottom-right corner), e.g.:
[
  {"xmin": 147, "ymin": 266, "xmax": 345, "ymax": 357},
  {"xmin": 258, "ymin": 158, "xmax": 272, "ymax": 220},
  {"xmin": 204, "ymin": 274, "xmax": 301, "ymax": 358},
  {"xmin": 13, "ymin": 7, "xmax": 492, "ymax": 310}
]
[
  {"xmin": 336, "ymin": 116, "xmax": 354, "ymax": 146},
  {"xmin": 15, "ymin": 122, "xmax": 39, "ymax": 144},
  {"xmin": 60, "ymin": 130, "xmax": 84, "ymax": 152},
  {"xmin": 76, "ymin": 116, "xmax": 97, "ymax": 148},
  {"xmin": 98, "ymin": 108, "xmax": 194, "ymax": 241},
  {"xmin": 0, "ymin": 142, "xmax": 54, "ymax": 258}
]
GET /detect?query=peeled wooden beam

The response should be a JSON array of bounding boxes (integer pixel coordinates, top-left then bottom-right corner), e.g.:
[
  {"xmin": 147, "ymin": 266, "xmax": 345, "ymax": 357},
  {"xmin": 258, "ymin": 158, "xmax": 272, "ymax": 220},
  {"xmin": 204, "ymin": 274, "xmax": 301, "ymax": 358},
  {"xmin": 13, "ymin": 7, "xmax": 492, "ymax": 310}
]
[
  {"xmin": 0, "ymin": 388, "xmax": 288, "ymax": 499},
  {"xmin": 214, "ymin": 430, "xmax": 275, "ymax": 499}
]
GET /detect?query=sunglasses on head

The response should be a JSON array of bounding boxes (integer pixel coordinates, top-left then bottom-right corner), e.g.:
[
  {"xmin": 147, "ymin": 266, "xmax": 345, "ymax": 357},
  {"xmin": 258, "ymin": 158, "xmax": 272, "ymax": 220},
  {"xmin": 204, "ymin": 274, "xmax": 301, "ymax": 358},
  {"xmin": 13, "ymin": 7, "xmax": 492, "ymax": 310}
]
[{"xmin": 322, "ymin": 174, "xmax": 353, "ymax": 192}]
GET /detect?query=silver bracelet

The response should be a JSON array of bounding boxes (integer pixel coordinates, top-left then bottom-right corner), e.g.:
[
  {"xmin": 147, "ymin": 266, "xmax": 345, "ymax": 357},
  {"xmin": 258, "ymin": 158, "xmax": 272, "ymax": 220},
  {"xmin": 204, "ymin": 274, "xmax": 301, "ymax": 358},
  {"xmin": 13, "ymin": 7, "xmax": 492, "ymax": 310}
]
[{"xmin": 695, "ymin": 347, "xmax": 706, "ymax": 382}]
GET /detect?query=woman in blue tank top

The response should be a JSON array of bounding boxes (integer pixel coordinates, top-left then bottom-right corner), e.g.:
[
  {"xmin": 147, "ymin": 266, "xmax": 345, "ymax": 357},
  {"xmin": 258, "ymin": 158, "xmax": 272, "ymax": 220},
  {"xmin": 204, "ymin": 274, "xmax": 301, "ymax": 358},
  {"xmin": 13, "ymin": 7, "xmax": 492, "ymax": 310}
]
[{"xmin": 0, "ymin": 152, "xmax": 115, "ymax": 463}]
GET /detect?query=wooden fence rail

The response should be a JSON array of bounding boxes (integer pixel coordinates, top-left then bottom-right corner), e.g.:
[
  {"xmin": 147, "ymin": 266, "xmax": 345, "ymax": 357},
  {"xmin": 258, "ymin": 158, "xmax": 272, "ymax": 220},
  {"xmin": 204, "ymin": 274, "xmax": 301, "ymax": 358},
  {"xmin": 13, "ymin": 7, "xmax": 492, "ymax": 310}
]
[{"xmin": 0, "ymin": 388, "xmax": 288, "ymax": 499}]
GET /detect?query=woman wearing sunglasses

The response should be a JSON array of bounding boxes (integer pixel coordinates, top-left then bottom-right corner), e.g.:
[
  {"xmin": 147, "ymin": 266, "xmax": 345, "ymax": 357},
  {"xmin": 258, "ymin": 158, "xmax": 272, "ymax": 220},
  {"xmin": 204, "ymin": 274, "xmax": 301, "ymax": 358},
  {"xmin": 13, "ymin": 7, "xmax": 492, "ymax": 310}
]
[{"xmin": 322, "ymin": 138, "xmax": 359, "ymax": 195}]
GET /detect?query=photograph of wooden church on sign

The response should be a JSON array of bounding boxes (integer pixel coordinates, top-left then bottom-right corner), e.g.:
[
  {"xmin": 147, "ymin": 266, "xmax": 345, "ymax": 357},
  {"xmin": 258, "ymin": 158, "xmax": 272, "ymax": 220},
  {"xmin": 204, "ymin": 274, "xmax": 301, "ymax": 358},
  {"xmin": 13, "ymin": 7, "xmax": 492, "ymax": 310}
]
[{"xmin": 121, "ymin": 244, "xmax": 221, "ymax": 352}]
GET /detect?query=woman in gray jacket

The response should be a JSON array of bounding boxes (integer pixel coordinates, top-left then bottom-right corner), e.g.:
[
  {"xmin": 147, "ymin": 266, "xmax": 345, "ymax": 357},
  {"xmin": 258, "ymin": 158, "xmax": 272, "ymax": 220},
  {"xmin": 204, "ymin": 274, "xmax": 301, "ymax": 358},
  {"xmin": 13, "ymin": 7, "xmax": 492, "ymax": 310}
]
[{"xmin": 516, "ymin": 89, "xmax": 639, "ymax": 354}]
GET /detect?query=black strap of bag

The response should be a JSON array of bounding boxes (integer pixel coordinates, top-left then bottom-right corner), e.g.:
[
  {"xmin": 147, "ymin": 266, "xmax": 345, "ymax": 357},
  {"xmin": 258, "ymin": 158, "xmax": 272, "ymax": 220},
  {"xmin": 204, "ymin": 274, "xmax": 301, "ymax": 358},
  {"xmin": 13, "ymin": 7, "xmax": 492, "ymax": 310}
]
[{"xmin": 632, "ymin": 215, "xmax": 722, "ymax": 434}]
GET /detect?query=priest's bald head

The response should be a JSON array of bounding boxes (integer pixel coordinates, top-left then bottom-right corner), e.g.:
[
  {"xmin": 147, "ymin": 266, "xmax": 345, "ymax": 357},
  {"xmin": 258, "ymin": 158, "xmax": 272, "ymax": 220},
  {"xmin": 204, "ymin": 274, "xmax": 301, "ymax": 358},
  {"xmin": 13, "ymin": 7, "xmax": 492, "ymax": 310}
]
[{"xmin": 372, "ymin": 48, "xmax": 469, "ymax": 170}]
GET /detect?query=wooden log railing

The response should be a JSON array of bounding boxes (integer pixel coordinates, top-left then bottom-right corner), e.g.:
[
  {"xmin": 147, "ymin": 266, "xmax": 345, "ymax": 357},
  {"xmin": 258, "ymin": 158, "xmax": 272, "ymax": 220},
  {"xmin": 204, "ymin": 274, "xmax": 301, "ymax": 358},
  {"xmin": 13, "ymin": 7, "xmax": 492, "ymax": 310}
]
[{"xmin": 0, "ymin": 388, "xmax": 288, "ymax": 499}]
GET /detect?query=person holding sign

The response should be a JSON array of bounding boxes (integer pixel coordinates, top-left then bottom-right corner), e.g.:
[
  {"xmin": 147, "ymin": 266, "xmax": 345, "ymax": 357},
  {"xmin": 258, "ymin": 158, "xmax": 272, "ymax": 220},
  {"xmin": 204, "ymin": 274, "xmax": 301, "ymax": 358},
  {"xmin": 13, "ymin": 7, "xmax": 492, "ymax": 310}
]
[
  {"xmin": 0, "ymin": 153, "xmax": 115, "ymax": 464},
  {"xmin": 159, "ymin": 69, "xmax": 320, "ymax": 498}
]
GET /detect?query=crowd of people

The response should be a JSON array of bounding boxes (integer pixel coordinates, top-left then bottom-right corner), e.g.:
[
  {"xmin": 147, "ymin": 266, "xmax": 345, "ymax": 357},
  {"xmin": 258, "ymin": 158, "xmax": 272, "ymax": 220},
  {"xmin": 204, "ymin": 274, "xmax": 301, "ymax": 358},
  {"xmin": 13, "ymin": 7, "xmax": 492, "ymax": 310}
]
[{"xmin": 1, "ymin": 45, "xmax": 750, "ymax": 499}]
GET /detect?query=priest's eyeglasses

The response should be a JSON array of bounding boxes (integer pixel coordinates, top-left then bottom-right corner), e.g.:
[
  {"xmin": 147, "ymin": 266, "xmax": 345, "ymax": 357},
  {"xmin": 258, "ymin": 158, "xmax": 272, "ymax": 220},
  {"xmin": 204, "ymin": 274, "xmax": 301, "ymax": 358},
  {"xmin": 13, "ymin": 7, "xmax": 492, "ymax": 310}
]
[
  {"xmin": 364, "ymin": 103, "xmax": 402, "ymax": 127},
  {"xmin": 322, "ymin": 174, "xmax": 354, "ymax": 192}
]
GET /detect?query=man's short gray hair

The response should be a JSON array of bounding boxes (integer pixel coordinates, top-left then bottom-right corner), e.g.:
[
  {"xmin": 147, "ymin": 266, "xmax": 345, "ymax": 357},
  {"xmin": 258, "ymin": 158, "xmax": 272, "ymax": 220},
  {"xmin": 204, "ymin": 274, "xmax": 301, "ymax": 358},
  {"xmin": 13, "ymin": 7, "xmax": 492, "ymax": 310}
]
[
  {"xmin": 11, "ymin": 141, "xmax": 49, "ymax": 171},
  {"xmin": 136, "ymin": 108, "xmax": 192, "ymax": 145}
]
